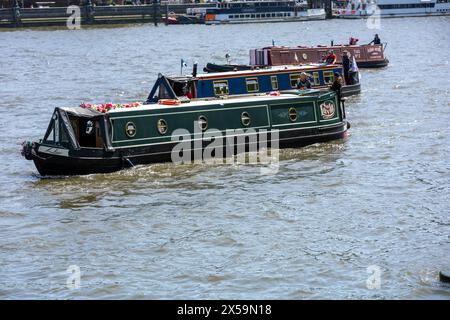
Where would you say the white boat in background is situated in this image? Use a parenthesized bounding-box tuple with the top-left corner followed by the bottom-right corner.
(198, 0, 326, 25)
(333, 0, 450, 18)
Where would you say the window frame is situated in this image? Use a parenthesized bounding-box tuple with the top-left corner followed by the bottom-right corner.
(313, 72, 320, 85)
(323, 71, 335, 84)
(270, 75, 279, 90)
(213, 80, 230, 96)
(289, 74, 301, 88)
(245, 77, 260, 93)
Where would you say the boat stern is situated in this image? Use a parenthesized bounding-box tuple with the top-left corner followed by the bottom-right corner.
(21, 106, 120, 176)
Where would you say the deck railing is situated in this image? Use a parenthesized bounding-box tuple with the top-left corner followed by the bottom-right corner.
(0, 2, 215, 27)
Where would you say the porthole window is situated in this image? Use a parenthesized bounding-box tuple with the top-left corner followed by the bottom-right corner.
(125, 122, 137, 138)
(288, 108, 298, 122)
(157, 119, 168, 135)
(198, 115, 208, 131)
(241, 112, 251, 126)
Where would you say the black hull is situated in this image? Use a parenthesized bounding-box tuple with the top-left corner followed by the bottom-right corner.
(205, 59, 388, 73)
(356, 59, 389, 68)
(31, 122, 348, 176)
(341, 83, 361, 97)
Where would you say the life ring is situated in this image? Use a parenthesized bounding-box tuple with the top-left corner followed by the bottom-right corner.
(269, 91, 281, 96)
(158, 99, 181, 106)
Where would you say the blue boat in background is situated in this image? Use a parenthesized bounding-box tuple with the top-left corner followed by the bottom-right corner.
(147, 63, 360, 103)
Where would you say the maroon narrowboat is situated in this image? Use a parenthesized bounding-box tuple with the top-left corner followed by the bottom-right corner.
(250, 43, 389, 68)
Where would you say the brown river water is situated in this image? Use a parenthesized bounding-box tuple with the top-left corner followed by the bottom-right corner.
(0, 17, 449, 299)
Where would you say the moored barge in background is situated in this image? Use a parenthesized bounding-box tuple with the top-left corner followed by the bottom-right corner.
(22, 89, 349, 176)
(249, 43, 389, 68)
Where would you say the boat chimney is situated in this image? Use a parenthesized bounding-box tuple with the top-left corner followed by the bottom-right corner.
(192, 63, 198, 77)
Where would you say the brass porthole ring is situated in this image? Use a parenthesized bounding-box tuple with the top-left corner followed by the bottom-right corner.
(157, 119, 168, 135)
(241, 111, 251, 127)
(288, 108, 298, 122)
(198, 115, 208, 131)
(125, 122, 137, 138)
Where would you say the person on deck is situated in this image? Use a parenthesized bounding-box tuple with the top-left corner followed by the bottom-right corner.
(296, 72, 311, 90)
(369, 34, 381, 45)
(330, 72, 343, 101)
(322, 50, 337, 65)
(183, 86, 193, 99)
(179, 84, 193, 99)
(349, 37, 359, 45)
(342, 51, 351, 85)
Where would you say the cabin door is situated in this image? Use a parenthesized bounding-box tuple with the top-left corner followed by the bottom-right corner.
(70, 117, 104, 148)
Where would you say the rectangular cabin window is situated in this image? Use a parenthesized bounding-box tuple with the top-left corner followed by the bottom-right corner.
(246, 78, 259, 92)
(289, 74, 301, 88)
(271, 76, 279, 90)
(213, 80, 229, 96)
(313, 72, 320, 85)
(59, 120, 70, 145)
(323, 71, 335, 84)
(43, 112, 70, 147)
(44, 123, 55, 143)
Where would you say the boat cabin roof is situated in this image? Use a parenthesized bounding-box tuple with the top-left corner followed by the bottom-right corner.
(195, 63, 338, 79)
(58, 106, 104, 118)
(165, 63, 339, 83)
(110, 90, 326, 114)
(261, 44, 381, 50)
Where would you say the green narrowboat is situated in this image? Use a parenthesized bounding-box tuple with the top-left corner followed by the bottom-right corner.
(22, 89, 349, 176)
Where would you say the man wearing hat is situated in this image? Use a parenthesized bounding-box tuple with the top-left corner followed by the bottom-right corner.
(296, 72, 312, 90)
(342, 51, 351, 84)
(330, 72, 343, 101)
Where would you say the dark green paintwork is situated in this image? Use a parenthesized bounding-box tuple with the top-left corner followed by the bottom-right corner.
(109, 91, 341, 148)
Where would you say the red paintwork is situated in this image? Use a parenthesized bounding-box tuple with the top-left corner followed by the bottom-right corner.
(253, 44, 387, 67)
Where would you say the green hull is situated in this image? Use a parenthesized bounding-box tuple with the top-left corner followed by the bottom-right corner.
(26, 90, 348, 176)
(110, 91, 344, 149)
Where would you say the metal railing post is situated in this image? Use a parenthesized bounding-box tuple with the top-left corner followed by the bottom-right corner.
(85, 0, 94, 24)
(12, 0, 21, 27)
